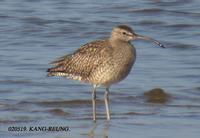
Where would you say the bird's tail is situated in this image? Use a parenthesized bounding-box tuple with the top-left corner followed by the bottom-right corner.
(47, 66, 83, 81)
(47, 66, 67, 77)
(47, 68, 54, 76)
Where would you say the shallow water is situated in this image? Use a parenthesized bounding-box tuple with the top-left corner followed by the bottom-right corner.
(0, 0, 200, 138)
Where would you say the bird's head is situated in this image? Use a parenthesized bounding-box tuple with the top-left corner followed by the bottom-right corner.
(111, 25, 165, 48)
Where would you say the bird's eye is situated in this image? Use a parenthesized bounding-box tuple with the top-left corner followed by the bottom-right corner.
(122, 32, 126, 35)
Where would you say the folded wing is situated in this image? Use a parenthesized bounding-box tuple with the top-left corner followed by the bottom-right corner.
(47, 39, 112, 82)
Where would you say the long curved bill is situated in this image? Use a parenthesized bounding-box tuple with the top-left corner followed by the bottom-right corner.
(135, 34, 165, 48)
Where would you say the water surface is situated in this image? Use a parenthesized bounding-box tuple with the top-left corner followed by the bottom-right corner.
(0, 0, 200, 138)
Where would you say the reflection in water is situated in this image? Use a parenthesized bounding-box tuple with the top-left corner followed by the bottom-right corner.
(103, 122, 109, 138)
(88, 122, 109, 138)
(88, 122, 97, 138)
(1, 0, 200, 138)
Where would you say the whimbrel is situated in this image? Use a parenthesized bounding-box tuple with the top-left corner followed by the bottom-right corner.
(47, 25, 165, 121)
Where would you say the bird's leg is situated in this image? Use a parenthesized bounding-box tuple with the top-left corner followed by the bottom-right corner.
(92, 85, 97, 121)
(104, 87, 110, 120)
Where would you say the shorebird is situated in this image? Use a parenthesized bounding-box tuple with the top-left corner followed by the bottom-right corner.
(47, 25, 165, 121)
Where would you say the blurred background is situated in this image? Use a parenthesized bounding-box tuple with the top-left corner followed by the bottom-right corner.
(0, 0, 200, 138)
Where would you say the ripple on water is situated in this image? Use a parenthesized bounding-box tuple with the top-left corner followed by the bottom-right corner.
(151, 0, 192, 6)
(138, 20, 166, 26)
(0, 79, 32, 84)
(0, 119, 33, 124)
(37, 99, 103, 108)
(166, 23, 200, 28)
(128, 8, 164, 14)
(47, 108, 70, 116)
(163, 42, 198, 49)
(124, 112, 156, 116)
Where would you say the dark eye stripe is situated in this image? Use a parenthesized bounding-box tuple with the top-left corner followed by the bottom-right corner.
(122, 31, 133, 37)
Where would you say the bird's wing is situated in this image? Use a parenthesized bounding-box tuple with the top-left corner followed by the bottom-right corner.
(47, 39, 112, 82)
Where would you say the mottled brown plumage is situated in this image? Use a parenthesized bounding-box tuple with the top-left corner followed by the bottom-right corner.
(47, 25, 164, 121)
(47, 39, 115, 84)
(47, 39, 135, 87)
